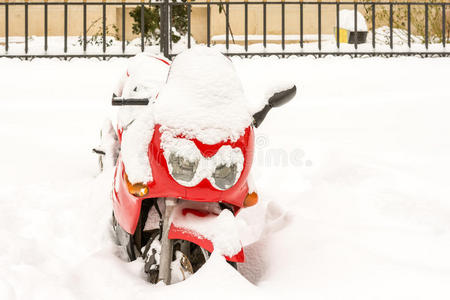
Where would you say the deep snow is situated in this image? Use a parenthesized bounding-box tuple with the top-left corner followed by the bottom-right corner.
(0, 55, 450, 300)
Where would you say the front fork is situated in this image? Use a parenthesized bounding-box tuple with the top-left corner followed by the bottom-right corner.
(158, 197, 177, 285)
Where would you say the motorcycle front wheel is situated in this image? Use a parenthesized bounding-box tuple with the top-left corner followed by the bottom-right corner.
(112, 211, 210, 284)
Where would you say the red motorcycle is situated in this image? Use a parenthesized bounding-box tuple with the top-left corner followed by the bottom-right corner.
(94, 49, 296, 285)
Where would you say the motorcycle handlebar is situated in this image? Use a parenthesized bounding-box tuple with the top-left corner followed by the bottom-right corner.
(111, 94, 149, 106)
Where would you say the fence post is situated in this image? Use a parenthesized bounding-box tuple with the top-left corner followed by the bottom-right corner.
(160, 0, 170, 58)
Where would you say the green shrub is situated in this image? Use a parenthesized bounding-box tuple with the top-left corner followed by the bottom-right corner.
(129, 1, 188, 45)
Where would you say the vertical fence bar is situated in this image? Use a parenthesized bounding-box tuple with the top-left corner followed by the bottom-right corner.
(102, 0, 106, 53)
(372, 3, 375, 49)
(263, 0, 267, 48)
(354, 2, 357, 49)
(25, 0, 28, 54)
(5, 1, 450, 58)
(140, 0, 144, 52)
(407, 2, 411, 48)
(44, 0, 48, 52)
(318, 0, 321, 51)
(281, 0, 285, 51)
(425, 3, 428, 49)
(245, 0, 248, 52)
(122, 0, 125, 53)
(160, 0, 169, 58)
(336, 0, 340, 49)
(4, 0, 8, 52)
(160, 3, 163, 53)
(389, 2, 393, 50)
(207, 0, 211, 47)
(225, 0, 229, 49)
(83, 0, 87, 52)
(64, 0, 68, 54)
(300, 0, 303, 48)
(169, 2, 172, 51)
(187, 0, 191, 48)
(443, 3, 446, 47)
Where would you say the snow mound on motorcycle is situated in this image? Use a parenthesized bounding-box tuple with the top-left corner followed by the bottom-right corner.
(121, 109, 155, 184)
(170, 204, 245, 257)
(116, 53, 170, 101)
(114, 53, 170, 132)
(121, 47, 255, 184)
(154, 46, 253, 145)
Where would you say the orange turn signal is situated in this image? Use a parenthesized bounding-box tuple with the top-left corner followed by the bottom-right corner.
(124, 173, 149, 197)
(243, 192, 258, 207)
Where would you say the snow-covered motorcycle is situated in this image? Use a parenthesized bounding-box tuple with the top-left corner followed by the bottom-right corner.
(94, 48, 296, 285)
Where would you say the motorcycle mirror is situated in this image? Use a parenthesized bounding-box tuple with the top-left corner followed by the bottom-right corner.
(252, 85, 297, 128)
(111, 93, 150, 106)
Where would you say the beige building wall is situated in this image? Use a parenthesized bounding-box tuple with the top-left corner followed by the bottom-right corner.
(191, 1, 366, 44)
(0, 0, 366, 45)
(0, 0, 140, 40)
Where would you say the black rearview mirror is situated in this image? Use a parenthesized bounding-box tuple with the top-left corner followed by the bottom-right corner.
(253, 85, 297, 128)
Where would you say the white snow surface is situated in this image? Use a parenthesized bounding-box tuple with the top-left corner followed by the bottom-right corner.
(338, 9, 368, 32)
(1, 56, 450, 300)
(2, 33, 449, 57)
(154, 47, 253, 145)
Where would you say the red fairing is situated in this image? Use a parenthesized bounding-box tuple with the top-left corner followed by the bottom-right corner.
(152, 57, 171, 66)
(168, 208, 245, 262)
(169, 224, 245, 263)
(112, 159, 143, 234)
(113, 125, 254, 235)
(117, 127, 123, 143)
(146, 124, 255, 207)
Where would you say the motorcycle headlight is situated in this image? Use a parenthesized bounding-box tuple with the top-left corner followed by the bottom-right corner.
(213, 164, 237, 190)
(169, 153, 198, 182)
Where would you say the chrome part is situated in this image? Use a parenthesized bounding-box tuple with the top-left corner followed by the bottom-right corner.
(158, 198, 177, 285)
(200, 248, 210, 261)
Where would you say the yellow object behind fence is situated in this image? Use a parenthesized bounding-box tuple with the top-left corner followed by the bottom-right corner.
(334, 27, 349, 43)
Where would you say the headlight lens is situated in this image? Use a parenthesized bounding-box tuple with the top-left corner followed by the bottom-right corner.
(213, 164, 237, 190)
(169, 153, 198, 182)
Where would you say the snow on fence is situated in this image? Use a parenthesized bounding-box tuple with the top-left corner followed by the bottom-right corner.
(0, 1, 449, 59)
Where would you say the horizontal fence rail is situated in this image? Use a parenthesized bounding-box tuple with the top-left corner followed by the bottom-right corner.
(0, 1, 449, 59)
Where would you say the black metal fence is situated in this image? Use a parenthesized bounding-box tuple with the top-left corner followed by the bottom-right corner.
(0, 1, 449, 59)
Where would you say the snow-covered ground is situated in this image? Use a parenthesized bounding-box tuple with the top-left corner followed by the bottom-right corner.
(0, 55, 450, 300)
(1, 33, 449, 56)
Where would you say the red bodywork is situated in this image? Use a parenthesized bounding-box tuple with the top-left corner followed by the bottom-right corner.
(112, 124, 254, 263)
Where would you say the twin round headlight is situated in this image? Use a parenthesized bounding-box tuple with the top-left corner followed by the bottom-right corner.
(168, 154, 238, 190)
